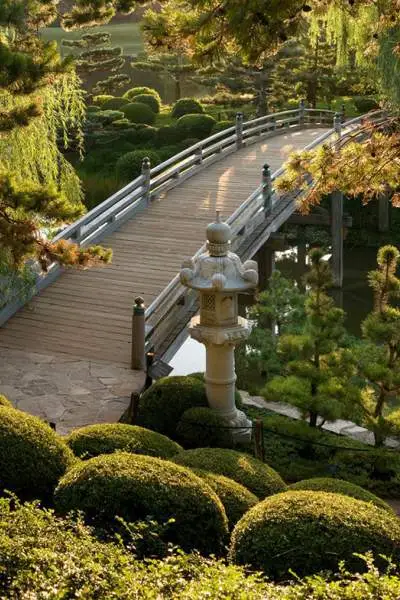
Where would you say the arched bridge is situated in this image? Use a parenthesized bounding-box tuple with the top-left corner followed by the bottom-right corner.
(0, 108, 382, 369)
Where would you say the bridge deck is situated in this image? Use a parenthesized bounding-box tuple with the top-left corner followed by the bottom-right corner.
(0, 128, 328, 367)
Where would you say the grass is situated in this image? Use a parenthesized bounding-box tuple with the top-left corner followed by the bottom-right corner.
(40, 23, 144, 57)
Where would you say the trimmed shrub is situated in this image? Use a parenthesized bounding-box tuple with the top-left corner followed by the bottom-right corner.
(135, 375, 208, 438)
(177, 407, 234, 449)
(172, 97, 204, 119)
(173, 448, 287, 498)
(176, 113, 216, 138)
(353, 96, 379, 113)
(102, 96, 130, 110)
(121, 102, 156, 125)
(67, 423, 182, 460)
(122, 125, 157, 145)
(194, 469, 258, 528)
(133, 93, 160, 114)
(115, 149, 160, 182)
(289, 477, 394, 512)
(55, 452, 228, 555)
(186, 373, 243, 408)
(155, 125, 186, 146)
(92, 94, 114, 106)
(0, 407, 75, 502)
(0, 394, 12, 407)
(110, 118, 131, 129)
(86, 104, 101, 113)
(212, 120, 235, 133)
(230, 490, 400, 580)
(123, 86, 162, 104)
(88, 110, 124, 126)
(157, 145, 182, 162)
(180, 137, 201, 148)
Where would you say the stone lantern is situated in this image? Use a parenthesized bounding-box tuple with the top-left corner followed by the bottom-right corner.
(180, 212, 258, 443)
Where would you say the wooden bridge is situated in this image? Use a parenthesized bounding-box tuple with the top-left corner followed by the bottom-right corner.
(0, 108, 380, 369)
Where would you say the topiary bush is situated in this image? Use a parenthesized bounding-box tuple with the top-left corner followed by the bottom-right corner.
(289, 477, 394, 512)
(135, 376, 208, 438)
(155, 125, 185, 146)
(176, 114, 216, 138)
(67, 423, 183, 460)
(92, 94, 114, 106)
(102, 96, 130, 110)
(88, 110, 125, 126)
(212, 120, 235, 133)
(122, 125, 157, 145)
(133, 93, 160, 114)
(86, 104, 101, 113)
(177, 407, 234, 449)
(0, 394, 12, 407)
(173, 448, 287, 498)
(55, 452, 228, 555)
(172, 98, 204, 119)
(121, 102, 156, 125)
(230, 491, 400, 580)
(109, 118, 131, 129)
(0, 407, 75, 502)
(193, 469, 258, 529)
(352, 96, 379, 113)
(115, 149, 160, 182)
(180, 137, 201, 148)
(123, 86, 162, 104)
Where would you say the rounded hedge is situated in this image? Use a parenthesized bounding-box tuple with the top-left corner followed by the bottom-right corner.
(177, 407, 234, 449)
(135, 376, 208, 438)
(55, 452, 228, 555)
(212, 120, 235, 133)
(102, 96, 130, 111)
(289, 477, 394, 512)
(230, 490, 400, 580)
(116, 149, 160, 182)
(0, 395, 12, 407)
(121, 102, 156, 125)
(353, 96, 378, 113)
(0, 407, 75, 502)
(173, 448, 287, 498)
(123, 125, 157, 145)
(155, 125, 185, 146)
(92, 94, 114, 106)
(194, 469, 258, 529)
(133, 93, 160, 114)
(67, 423, 183, 460)
(172, 98, 204, 119)
(176, 114, 216, 138)
(123, 86, 161, 104)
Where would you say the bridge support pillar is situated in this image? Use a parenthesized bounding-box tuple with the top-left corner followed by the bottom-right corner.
(378, 192, 390, 232)
(256, 245, 275, 291)
(131, 296, 146, 370)
(331, 191, 344, 288)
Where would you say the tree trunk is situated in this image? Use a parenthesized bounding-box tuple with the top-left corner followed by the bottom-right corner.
(175, 77, 182, 101)
(309, 411, 318, 427)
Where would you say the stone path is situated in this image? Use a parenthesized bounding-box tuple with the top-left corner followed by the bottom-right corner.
(0, 347, 145, 435)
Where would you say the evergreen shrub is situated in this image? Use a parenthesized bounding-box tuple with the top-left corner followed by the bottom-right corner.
(110, 118, 131, 129)
(88, 110, 124, 126)
(229, 490, 400, 580)
(194, 469, 258, 528)
(121, 102, 156, 125)
(289, 477, 394, 512)
(92, 94, 114, 106)
(0, 394, 12, 407)
(102, 97, 130, 110)
(180, 137, 201, 148)
(176, 407, 234, 448)
(135, 375, 208, 438)
(67, 423, 183, 460)
(155, 125, 185, 146)
(55, 452, 228, 555)
(86, 105, 101, 113)
(0, 407, 75, 502)
(212, 120, 235, 133)
(123, 86, 162, 104)
(115, 149, 160, 182)
(133, 93, 160, 114)
(176, 114, 216, 138)
(352, 96, 379, 113)
(157, 145, 183, 162)
(172, 98, 204, 119)
(123, 125, 157, 145)
(173, 448, 287, 498)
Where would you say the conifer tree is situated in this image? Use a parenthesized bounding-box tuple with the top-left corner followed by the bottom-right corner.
(131, 52, 195, 101)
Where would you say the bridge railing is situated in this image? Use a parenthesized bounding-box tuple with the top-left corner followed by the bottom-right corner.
(144, 109, 386, 355)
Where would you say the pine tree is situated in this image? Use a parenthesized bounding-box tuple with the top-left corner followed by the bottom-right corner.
(131, 52, 195, 102)
(262, 248, 357, 427)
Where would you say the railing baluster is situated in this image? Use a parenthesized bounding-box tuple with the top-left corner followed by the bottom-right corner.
(236, 112, 244, 149)
(142, 157, 151, 204)
(262, 164, 272, 212)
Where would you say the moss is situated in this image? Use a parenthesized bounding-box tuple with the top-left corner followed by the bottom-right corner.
(55, 452, 228, 555)
(172, 448, 287, 498)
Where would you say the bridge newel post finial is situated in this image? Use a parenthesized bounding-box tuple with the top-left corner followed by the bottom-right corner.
(262, 163, 272, 213)
(131, 296, 146, 371)
(142, 157, 151, 204)
(236, 112, 244, 149)
(333, 112, 342, 138)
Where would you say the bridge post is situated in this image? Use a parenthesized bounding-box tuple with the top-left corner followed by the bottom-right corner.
(341, 103, 346, 123)
(262, 164, 272, 212)
(334, 113, 342, 138)
(131, 296, 146, 370)
(236, 112, 244, 149)
(331, 191, 344, 288)
(299, 99, 305, 125)
(142, 157, 151, 204)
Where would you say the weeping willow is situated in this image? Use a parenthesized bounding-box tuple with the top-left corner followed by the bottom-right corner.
(0, 70, 86, 206)
(377, 28, 400, 106)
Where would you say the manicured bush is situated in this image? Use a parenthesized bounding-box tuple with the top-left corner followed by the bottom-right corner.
(88, 109, 125, 126)
(0, 394, 12, 407)
(115, 149, 160, 182)
(289, 477, 394, 512)
(102, 96, 130, 110)
(230, 490, 400, 580)
(176, 113, 216, 138)
(177, 407, 234, 449)
(194, 469, 258, 528)
(86, 104, 101, 113)
(123, 86, 162, 104)
(172, 97, 204, 119)
(0, 407, 75, 502)
(157, 144, 183, 162)
(180, 137, 201, 148)
(212, 120, 235, 133)
(122, 125, 157, 145)
(110, 118, 131, 129)
(155, 125, 185, 146)
(352, 96, 379, 113)
(55, 452, 228, 555)
(135, 375, 208, 438)
(92, 94, 114, 106)
(67, 423, 183, 460)
(173, 448, 287, 498)
(133, 93, 160, 114)
(121, 102, 156, 125)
